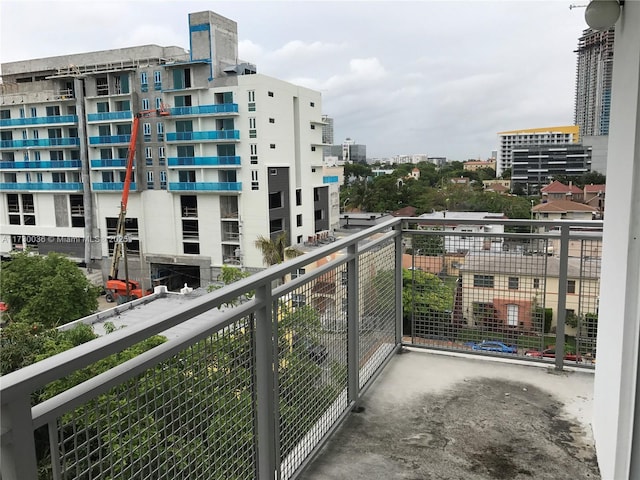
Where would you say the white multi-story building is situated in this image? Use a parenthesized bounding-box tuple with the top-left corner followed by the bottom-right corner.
(0, 10, 340, 289)
(496, 125, 579, 176)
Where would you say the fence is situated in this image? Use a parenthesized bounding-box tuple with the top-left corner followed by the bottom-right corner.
(0, 221, 403, 480)
(400, 218, 602, 369)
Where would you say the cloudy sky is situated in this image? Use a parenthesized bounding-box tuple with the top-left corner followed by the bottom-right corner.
(1, 0, 589, 160)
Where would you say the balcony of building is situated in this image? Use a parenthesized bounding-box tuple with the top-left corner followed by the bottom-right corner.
(169, 104, 239, 116)
(90, 158, 129, 168)
(0, 218, 608, 480)
(91, 182, 137, 191)
(0, 138, 80, 148)
(165, 130, 240, 142)
(167, 155, 241, 167)
(86, 111, 133, 123)
(88, 135, 131, 145)
(0, 182, 83, 191)
(0, 160, 82, 170)
(168, 181, 242, 192)
(0, 115, 78, 127)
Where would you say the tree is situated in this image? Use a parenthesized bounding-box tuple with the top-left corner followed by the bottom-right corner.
(0, 252, 100, 328)
(254, 231, 303, 267)
(207, 265, 254, 307)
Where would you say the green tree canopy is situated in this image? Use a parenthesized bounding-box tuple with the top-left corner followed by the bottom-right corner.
(0, 252, 100, 328)
(254, 231, 303, 267)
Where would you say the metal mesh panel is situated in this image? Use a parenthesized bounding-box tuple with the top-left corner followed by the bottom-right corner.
(405, 230, 552, 357)
(358, 239, 397, 388)
(53, 317, 256, 480)
(277, 270, 349, 479)
(403, 227, 601, 367)
(574, 238, 602, 365)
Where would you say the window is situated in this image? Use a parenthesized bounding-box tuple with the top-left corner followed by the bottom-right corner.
(102, 171, 114, 183)
(52, 172, 66, 183)
(267, 91, 274, 97)
(250, 144, 257, 155)
(311, 146, 316, 152)
(174, 95, 192, 107)
(173, 67, 191, 89)
(508, 277, 519, 290)
(160, 170, 167, 189)
(33, 131, 40, 139)
(177, 145, 195, 157)
(270, 144, 276, 149)
(145, 147, 153, 165)
(296, 189, 302, 206)
(30, 107, 37, 117)
(248, 90, 255, 102)
(567, 280, 576, 294)
(33, 151, 41, 161)
(291, 268, 305, 280)
(507, 304, 519, 326)
(46, 105, 60, 116)
(140, 72, 148, 85)
(142, 98, 150, 110)
(314, 209, 324, 221)
(248, 103, 256, 112)
(175, 120, 193, 133)
(19, 108, 25, 118)
(473, 275, 494, 288)
(178, 170, 196, 183)
(296, 214, 303, 227)
(147, 171, 154, 189)
(153, 71, 162, 88)
(533, 278, 540, 289)
(269, 192, 283, 209)
(249, 118, 256, 129)
(143, 123, 151, 136)
(269, 218, 283, 234)
(155, 97, 162, 109)
(251, 169, 259, 190)
(157, 122, 164, 137)
(158, 146, 165, 158)
(0, 109, 10, 119)
(310, 101, 315, 107)
(269, 118, 275, 123)
(50, 151, 64, 161)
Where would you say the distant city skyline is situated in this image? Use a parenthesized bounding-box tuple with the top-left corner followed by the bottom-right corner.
(1, 1, 588, 159)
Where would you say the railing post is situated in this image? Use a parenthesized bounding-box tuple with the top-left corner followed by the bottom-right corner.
(347, 243, 360, 406)
(394, 222, 404, 346)
(555, 224, 570, 370)
(1, 395, 38, 480)
(254, 284, 277, 480)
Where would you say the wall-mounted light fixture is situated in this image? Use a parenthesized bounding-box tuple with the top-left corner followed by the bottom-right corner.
(585, 0, 624, 30)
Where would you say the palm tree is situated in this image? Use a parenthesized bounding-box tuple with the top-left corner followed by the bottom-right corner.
(254, 231, 303, 267)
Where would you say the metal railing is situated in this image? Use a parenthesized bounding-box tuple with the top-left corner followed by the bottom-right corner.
(0, 220, 403, 480)
(399, 218, 601, 369)
(0, 218, 602, 479)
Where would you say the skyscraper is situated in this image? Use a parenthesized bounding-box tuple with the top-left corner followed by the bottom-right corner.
(574, 27, 615, 138)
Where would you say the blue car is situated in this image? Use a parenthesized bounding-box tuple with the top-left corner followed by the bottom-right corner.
(471, 340, 517, 354)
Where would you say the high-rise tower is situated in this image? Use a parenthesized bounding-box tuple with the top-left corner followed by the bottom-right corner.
(574, 27, 615, 138)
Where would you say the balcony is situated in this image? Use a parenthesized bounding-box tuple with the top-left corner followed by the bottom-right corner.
(0, 218, 603, 479)
(88, 135, 131, 145)
(0, 182, 82, 191)
(92, 182, 137, 191)
(87, 111, 133, 122)
(0, 138, 80, 148)
(0, 160, 81, 169)
(0, 115, 78, 127)
(170, 104, 239, 116)
(169, 181, 242, 191)
(90, 159, 128, 168)
(322, 175, 339, 184)
(165, 130, 240, 142)
(167, 155, 241, 167)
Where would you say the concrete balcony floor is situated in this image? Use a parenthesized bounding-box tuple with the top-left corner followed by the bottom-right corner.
(303, 349, 599, 480)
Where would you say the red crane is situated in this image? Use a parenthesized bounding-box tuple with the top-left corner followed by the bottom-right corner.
(105, 107, 170, 303)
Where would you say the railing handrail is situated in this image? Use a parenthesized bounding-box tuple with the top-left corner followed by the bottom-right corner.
(0, 217, 401, 401)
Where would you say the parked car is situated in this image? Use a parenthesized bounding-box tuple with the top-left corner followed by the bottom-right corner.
(524, 347, 582, 363)
(470, 341, 517, 354)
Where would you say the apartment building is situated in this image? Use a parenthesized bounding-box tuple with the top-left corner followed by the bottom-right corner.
(0, 10, 338, 289)
(496, 125, 579, 176)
